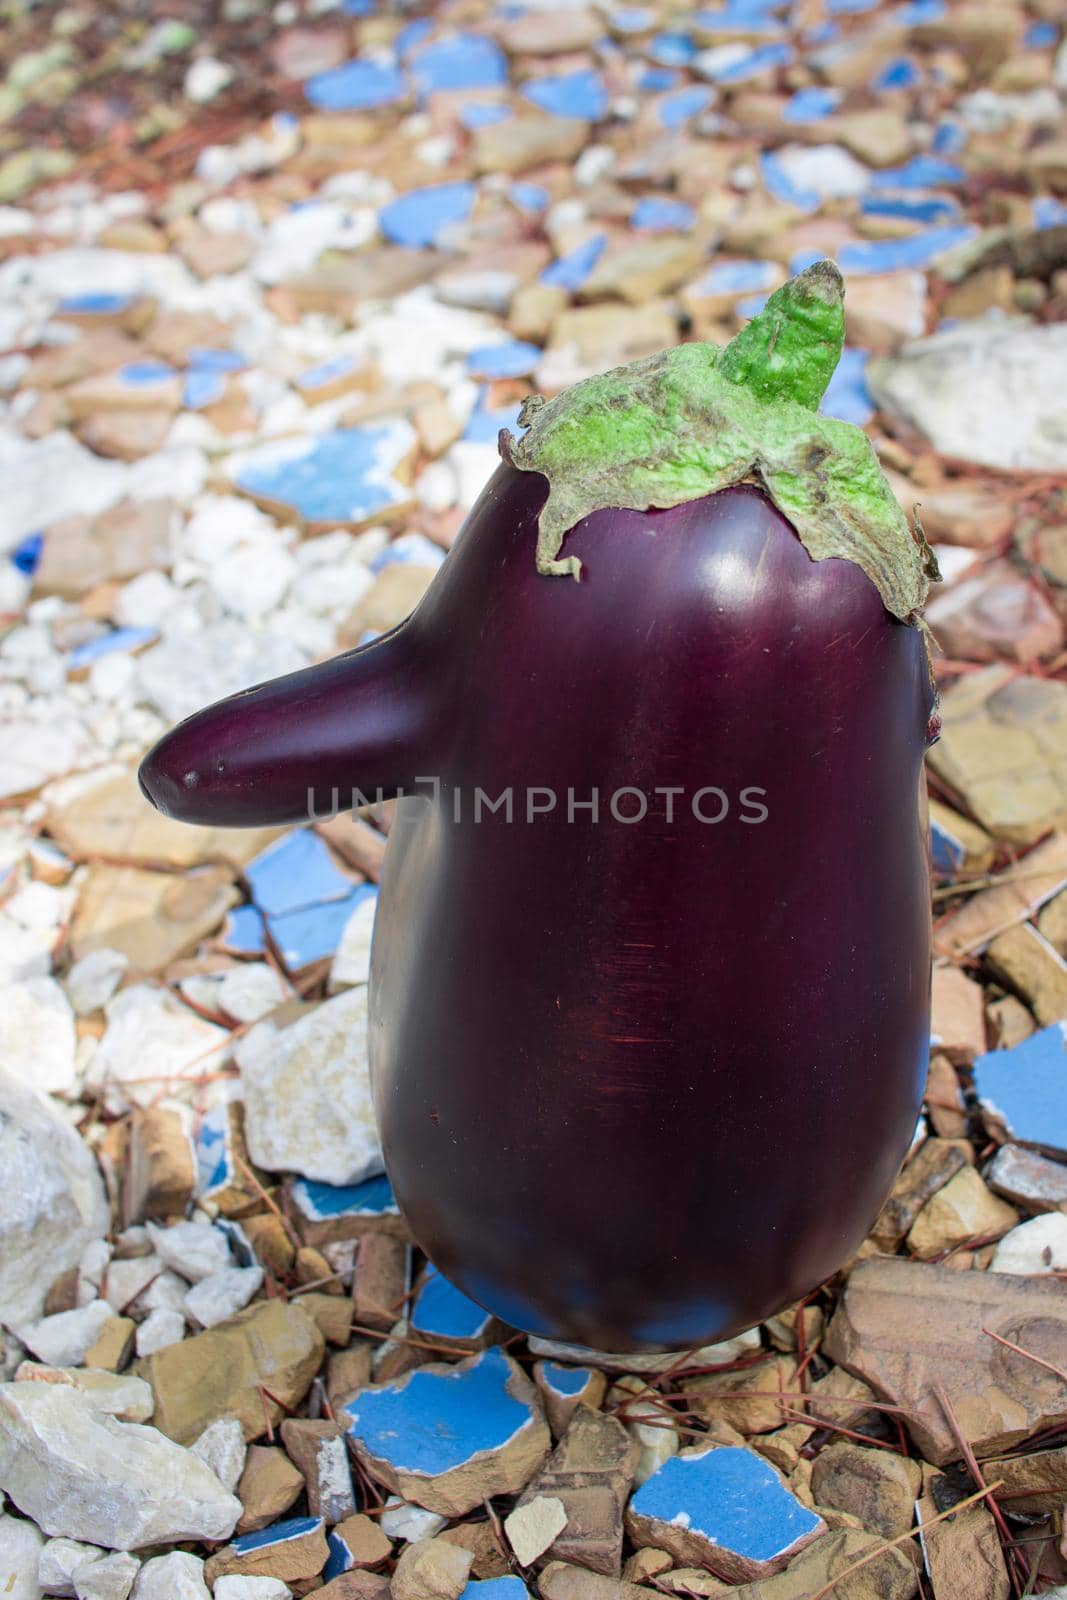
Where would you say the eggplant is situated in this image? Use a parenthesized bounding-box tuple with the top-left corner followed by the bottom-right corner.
(140, 263, 938, 1352)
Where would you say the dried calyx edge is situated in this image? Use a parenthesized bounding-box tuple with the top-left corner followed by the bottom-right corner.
(500, 258, 940, 630)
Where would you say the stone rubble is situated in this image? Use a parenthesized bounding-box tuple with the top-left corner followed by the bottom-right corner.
(0, 0, 1065, 1590)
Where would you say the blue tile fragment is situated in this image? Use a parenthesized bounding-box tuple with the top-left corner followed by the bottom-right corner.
(872, 55, 922, 90)
(708, 41, 794, 82)
(522, 69, 607, 121)
(819, 348, 873, 426)
(510, 181, 549, 214)
(68, 626, 158, 670)
(119, 360, 176, 386)
(232, 1516, 324, 1556)
(974, 1025, 1067, 1158)
(234, 422, 414, 526)
(1035, 197, 1067, 230)
(1025, 21, 1058, 47)
(692, 258, 778, 295)
(463, 398, 524, 444)
(411, 33, 508, 96)
(629, 1446, 823, 1576)
(292, 1173, 400, 1225)
(246, 829, 359, 919)
(196, 1103, 237, 1197)
(183, 368, 226, 409)
(930, 816, 966, 875)
(631, 196, 696, 232)
(461, 1581, 530, 1598)
(269, 889, 376, 970)
(459, 102, 511, 130)
(736, 291, 770, 319)
(638, 65, 680, 91)
(760, 150, 820, 213)
(539, 1360, 595, 1397)
(611, 6, 656, 31)
(379, 181, 476, 248)
(394, 18, 435, 58)
(323, 1527, 354, 1580)
(835, 226, 975, 274)
(57, 292, 134, 315)
(783, 86, 842, 122)
(541, 234, 607, 291)
(657, 84, 713, 129)
(649, 30, 698, 66)
(11, 533, 42, 576)
(466, 341, 541, 380)
(221, 902, 266, 957)
(411, 1271, 495, 1343)
(932, 120, 967, 154)
(860, 192, 959, 224)
(369, 531, 445, 572)
(306, 58, 407, 111)
(694, 2, 784, 32)
(345, 1348, 538, 1480)
(870, 154, 965, 190)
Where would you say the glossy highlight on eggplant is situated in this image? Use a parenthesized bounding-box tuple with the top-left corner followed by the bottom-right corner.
(140, 265, 936, 1351)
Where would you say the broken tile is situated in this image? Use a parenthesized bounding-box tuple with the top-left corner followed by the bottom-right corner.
(929, 799, 995, 878)
(626, 1446, 824, 1583)
(280, 1419, 356, 1523)
(533, 1362, 607, 1439)
(344, 1348, 551, 1516)
(287, 1174, 404, 1249)
(824, 1255, 1067, 1462)
(409, 1271, 496, 1353)
(205, 1516, 329, 1585)
(236, 1446, 306, 1536)
(322, 1512, 392, 1578)
(916, 1483, 1009, 1600)
(233, 423, 415, 532)
(974, 1024, 1067, 1158)
(934, 832, 1067, 961)
(906, 1163, 1019, 1257)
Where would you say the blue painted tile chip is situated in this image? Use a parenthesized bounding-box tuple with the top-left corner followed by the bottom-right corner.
(305, 59, 407, 111)
(183, 369, 226, 410)
(820, 348, 873, 426)
(648, 30, 698, 66)
(11, 533, 42, 576)
(973, 1024, 1067, 1156)
(1035, 197, 1067, 230)
(861, 192, 959, 224)
(541, 233, 607, 290)
(345, 1347, 535, 1477)
(930, 817, 965, 875)
(324, 1527, 355, 1579)
(631, 1446, 822, 1564)
(693, 258, 777, 294)
(394, 18, 435, 58)
(412, 1272, 493, 1340)
(246, 828, 359, 918)
(870, 154, 965, 190)
(379, 181, 476, 248)
(460, 102, 512, 129)
(836, 226, 975, 274)
(235, 424, 412, 525)
(522, 68, 607, 121)
(760, 150, 820, 213)
(411, 33, 508, 95)
(631, 196, 696, 232)
(292, 1173, 399, 1222)
(657, 84, 713, 128)
(119, 360, 176, 385)
(461, 1581, 530, 1598)
(932, 120, 967, 154)
(232, 1516, 324, 1556)
(58, 292, 134, 314)
(1025, 20, 1058, 46)
(611, 6, 656, 31)
(68, 626, 158, 670)
(463, 398, 524, 443)
(466, 341, 541, 380)
(783, 86, 841, 122)
(638, 66, 680, 91)
(196, 1103, 236, 1195)
(541, 1361, 594, 1396)
(269, 888, 376, 969)
(872, 55, 921, 90)
(369, 530, 445, 572)
(510, 181, 550, 214)
(710, 41, 794, 82)
(221, 903, 265, 957)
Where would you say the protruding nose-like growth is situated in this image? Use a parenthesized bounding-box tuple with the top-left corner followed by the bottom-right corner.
(140, 264, 936, 1352)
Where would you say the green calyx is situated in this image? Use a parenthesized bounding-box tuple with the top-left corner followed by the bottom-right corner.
(499, 259, 937, 624)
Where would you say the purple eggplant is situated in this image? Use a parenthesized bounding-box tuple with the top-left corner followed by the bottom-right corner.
(140, 263, 937, 1351)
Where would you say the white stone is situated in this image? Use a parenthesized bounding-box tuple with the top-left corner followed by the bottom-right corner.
(0, 1510, 44, 1600)
(0, 1066, 108, 1328)
(135, 1272, 188, 1316)
(0, 977, 77, 1095)
(183, 1266, 263, 1330)
(869, 321, 1067, 473)
(0, 718, 93, 804)
(63, 951, 128, 1018)
(505, 1495, 568, 1566)
(239, 987, 383, 1185)
(0, 883, 77, 984)
(627, 1417, 680, 1488)
(189, 1419, 246, 1493)
(130, 1552, 209, 1600)
(16, 1367, 153, 1423)
(328, 894, 377, 992)
(40, 1536, 104, 1596)
(0, 1384, 241, 1549)
(112, 573, 180, 632)
(87, 987, 230, 1115)
(770, 143, 870, 199)
(184, 58, 235, 103)
(179, 964, 287, 1025)
(14, 1303, 113, 1370)
(145, 1220, 231, 1284)
(134, 1309, 185, 1358)
(134, 622, 306, 726)
(213, 1580, 292, 1599)
(0, 429, 127, 554)
(103, 1257, 165, 1315)
(209, 541, 295, 621)
(73, 1552, 140, 1600)
(379, 1497, 448, 1542)
(991, 1213, 1067, 1275)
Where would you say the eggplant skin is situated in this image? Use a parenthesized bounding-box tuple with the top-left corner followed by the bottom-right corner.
(141, 465, 934, 1353)
(369, 468, 934, 1352)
